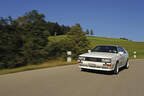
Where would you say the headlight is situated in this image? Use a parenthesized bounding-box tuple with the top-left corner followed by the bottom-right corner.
(102, 58, 111, 63)
(78, 57, 85, 61)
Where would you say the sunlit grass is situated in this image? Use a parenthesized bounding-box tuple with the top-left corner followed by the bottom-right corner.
(49, 35, 144, 59)
(0, 60, 77, 75)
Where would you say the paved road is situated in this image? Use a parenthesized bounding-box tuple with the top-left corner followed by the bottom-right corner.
(0, 59, 144, 96)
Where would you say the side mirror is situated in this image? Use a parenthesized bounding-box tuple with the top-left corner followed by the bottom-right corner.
(119, 52, 124, 55)
(88, 50, 91, 53)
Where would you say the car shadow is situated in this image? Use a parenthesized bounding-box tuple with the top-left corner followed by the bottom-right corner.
(119, 67, 126, 73)
(81, 67, 126, 75)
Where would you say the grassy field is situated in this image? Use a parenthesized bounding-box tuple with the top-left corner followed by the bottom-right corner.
(49, 35, 144, 59)
(0, 60, 77, 75)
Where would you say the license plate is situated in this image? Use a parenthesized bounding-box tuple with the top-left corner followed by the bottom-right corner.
(88, 63, 96, 67)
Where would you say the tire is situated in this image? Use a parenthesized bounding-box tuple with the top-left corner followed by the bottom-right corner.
(114, 63, 119, 74)
(81, 68, 86, 71)
(124, 60, 129, 69)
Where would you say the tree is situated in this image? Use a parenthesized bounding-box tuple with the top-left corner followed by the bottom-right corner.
(86, 29, 89, 36)
(61, 25, 70, 35)
(16, 10, 45, 25)
(0, 17, 25, 69)
(90, 29, 94, 36)
(45, 22, 70, 36)
(66, 24, 90, 58)
(16, 10, 49, 64)
(120, 37, 128, 40)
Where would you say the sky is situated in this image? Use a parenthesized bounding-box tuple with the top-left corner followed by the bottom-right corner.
(0, 0, 144, 41)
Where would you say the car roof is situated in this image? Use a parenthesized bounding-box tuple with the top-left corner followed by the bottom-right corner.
(96, 45, 121, 47)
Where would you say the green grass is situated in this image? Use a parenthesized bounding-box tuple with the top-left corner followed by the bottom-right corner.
(48, 35, 67, 42)
(49, 35, 144, 59)
(0, 60, 77, 75)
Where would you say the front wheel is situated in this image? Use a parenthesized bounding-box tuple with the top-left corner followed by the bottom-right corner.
(113, 63, 119, 74)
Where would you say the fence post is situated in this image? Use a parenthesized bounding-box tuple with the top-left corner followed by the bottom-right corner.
(67, 51, 72, 62)
(88, 50, 91, 53)
(134, 51, 136, 59)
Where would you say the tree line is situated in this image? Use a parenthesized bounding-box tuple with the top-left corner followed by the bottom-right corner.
(0, 10, 89, 69)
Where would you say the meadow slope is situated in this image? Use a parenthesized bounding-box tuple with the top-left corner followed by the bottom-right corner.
(49, 35, 144, 59)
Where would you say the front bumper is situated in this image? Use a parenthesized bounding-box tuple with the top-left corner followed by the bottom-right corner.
(79, 66, 114, 71)
(79, 61, 115, 71)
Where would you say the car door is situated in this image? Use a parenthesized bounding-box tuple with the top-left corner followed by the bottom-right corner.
(117, 47, 125, 67)
(121, 48, 128, 65)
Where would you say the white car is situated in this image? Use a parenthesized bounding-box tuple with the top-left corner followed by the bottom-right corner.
(78, 45, 129, 74)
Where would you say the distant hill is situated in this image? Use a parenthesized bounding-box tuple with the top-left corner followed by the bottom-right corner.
(49, 35, 144, 59)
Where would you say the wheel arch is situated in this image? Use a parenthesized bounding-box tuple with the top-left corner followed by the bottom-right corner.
(114, 60, 119, 68)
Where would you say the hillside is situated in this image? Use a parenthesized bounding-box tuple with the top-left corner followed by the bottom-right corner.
(49, 35, 144, 59)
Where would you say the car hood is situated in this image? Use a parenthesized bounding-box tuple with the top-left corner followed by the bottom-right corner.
(79, 52, 118, 58)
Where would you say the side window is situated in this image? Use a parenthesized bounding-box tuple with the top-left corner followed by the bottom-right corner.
(118, 47, 126, 53)
(122, 48, 126, 53)
(117, 47, 122, 52)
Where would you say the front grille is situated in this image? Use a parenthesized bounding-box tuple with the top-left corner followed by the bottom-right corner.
(85, 57, 102, 62)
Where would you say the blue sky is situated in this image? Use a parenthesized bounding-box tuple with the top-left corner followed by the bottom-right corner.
(1, 0, 144, 41)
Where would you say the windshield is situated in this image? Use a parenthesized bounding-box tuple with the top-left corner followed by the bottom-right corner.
(91, 46, 118, 53)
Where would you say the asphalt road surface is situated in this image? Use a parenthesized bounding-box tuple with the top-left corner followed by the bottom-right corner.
(0, 59, 144, 96)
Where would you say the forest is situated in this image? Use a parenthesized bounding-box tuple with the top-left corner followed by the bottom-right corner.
(0, 10, 89, 69)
